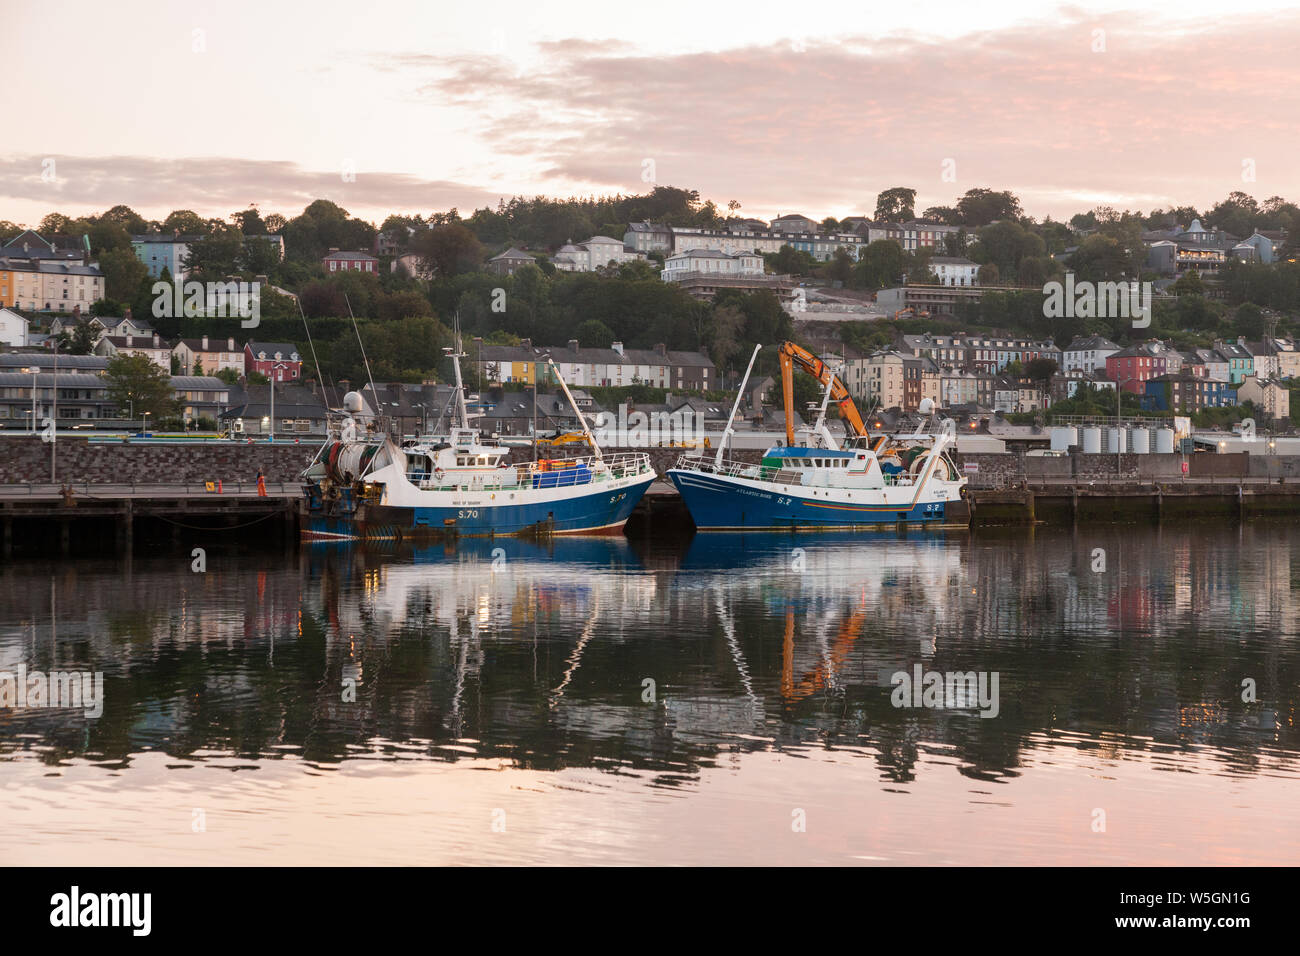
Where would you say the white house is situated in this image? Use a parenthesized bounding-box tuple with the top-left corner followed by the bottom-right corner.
(661, 249, 764, 281)
(1062, 335, 1120, 375)
(0, 307, 29, 346)
(552, 236, 645, 272)
(929, 256, 979, 287)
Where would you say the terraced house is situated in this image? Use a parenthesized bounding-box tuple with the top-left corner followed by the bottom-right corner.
(471, 337, 715, 391)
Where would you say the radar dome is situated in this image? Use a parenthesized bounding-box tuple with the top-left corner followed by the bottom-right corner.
(918, 398, 935, 415)
(343, 391, 364, 413)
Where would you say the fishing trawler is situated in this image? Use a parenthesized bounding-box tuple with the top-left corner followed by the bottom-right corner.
(302, 346, 657, 540)
(667, 342, 967, 529)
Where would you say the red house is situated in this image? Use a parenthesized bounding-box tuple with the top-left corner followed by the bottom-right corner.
(244, 341, 302, 382)
(1104, 345, 1155, 393)
(322, 249, 378, 273)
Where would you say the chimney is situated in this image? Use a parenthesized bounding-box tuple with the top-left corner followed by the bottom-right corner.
(611, 341, 624, 355)
(124, 306, 132, 322)
(655, 342, 667, 356)
(520, 338, 532, 349)
(201, 335, 209, 351)
(126, 335, 133, 347)
(153, 333, 160, 347)
(568, 339, 579, 353)
(228, 337, 235, 351)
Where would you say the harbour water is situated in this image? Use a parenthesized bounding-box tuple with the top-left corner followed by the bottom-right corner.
(1, 524, 1297, 865)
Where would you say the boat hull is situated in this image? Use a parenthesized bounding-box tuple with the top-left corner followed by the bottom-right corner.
(667, 468, 958, 530)
(305, 472, 656, 540)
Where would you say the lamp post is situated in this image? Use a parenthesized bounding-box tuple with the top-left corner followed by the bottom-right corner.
(50, 340, 58, 481)
(27, 366, 40, 434)
(1115, 374, 1138, 475)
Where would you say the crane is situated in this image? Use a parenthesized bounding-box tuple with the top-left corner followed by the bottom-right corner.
(777, 341, 870, 446)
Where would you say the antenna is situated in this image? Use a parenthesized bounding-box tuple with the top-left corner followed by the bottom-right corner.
(344, 293, 379, 412)
(295, 295, 331, 396)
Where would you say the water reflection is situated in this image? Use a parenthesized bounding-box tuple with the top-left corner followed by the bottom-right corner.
(1, 524, 1298, 863)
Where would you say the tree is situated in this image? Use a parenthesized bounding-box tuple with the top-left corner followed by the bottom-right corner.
(576, 318, 615, 348)
(853, 239, 905, 290)
(1172, 270, 1205, 297)
(1068, 233, 1140, 283)
(707, 304, 746, 376)
(105, 354, 180, 418)
(55, 322, 98, 355)
(231, 207, 266, 235)
(766, 244, 816, 276)
(184, 227, 244, 280)
(874, 187, 916, 222)
(98, 247, 149, 303)
(970, 220, 1045, 280)
(40, 213, 75, 235)
(1235, 302, 1266, 340)
(101, 204, 150, 235)
(412, 223, 485, 279)
(955, 188, 1023, 226)
(1025, 357, 1059, 386)
(161, 210, 211, 235)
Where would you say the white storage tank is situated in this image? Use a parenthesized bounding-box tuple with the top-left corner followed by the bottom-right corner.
(1050, 427, 1077, 451)
(1130, 428, 1150, 454)
(1108, 427, 1127, 454)
(1155, 428, 1175, 454)
(1082, 427, 1102, 454)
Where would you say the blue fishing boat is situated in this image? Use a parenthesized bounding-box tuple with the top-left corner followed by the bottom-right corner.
(667, 342, 966, 530)
(302, 347, 656, 540)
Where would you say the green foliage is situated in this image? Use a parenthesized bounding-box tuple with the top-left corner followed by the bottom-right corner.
(955, 188, 1023, 227)
(851, 240, 905, 290)
(764, 245, 818, 276)
(105, 353, 180, 418)
(874, 187, 916, 222)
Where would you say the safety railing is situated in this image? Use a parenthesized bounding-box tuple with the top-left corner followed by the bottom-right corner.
(414, 452, 654, 492)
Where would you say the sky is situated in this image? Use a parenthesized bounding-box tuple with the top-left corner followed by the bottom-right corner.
(3, 0, 1299, 229)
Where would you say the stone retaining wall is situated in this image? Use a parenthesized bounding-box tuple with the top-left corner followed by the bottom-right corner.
(0, 437, 316, 484)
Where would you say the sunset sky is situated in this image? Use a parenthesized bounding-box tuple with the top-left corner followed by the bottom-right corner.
(3, 0, 1299, 228)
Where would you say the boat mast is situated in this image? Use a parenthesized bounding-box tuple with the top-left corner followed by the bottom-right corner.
(809, 363, 840, 450)
(450, 317, 469, 430)
(716, 343, 761, 467)
(545, 356, 603, 461)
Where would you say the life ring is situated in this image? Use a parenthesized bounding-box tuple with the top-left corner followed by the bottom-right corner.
(433, 468, 444, 482)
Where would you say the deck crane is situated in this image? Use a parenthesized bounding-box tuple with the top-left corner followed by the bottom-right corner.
(777, 341, 870, 447)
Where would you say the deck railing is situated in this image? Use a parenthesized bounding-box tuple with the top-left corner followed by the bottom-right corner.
(673, 453, 937, 489)
(414, 452, 653, 492)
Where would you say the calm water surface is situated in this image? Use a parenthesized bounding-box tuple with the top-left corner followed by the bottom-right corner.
(1, 524, 1298, 865)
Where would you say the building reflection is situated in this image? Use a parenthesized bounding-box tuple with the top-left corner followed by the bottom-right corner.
(0, 525, 1297, 785)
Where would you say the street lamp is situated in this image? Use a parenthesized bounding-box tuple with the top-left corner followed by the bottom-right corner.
(1114, 375, 1139, 470)
(25, 366, 40, 434)
(142, 411, 151, 436)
